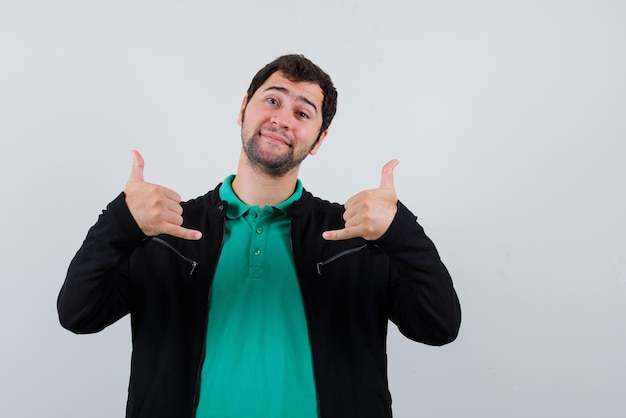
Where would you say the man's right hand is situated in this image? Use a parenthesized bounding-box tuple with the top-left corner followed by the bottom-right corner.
(123, 150, 202, 241)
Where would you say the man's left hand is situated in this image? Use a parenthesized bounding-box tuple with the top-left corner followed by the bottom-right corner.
(322, 159, 399, 241)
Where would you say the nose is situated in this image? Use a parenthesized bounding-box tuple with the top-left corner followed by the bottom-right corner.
(271, 107, 291, 130)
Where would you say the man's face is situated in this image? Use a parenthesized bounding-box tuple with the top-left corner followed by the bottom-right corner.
(238, 71, 328, 177)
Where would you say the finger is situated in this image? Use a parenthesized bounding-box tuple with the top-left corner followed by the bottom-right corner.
(379, 159, 399, 190)
(162, 187, 183, 204)
(343, 191, 362, 210)
(165, 224, 203, 241)
(161, 207, 185, 225)
(164, 199, 184, 216)
(128, 150, 145, 183)
(322, 227, 359, 241)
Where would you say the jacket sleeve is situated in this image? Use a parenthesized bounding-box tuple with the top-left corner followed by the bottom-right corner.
(376, 201, 461, 346)
(57, 192, 146, 334)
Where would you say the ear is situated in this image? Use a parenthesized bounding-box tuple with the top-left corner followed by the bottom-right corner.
(309, 130, 328, 156)
(237, 95, 248, 126)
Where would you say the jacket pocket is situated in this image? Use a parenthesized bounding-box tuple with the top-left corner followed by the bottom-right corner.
(316, 244, 368, 275)
(151, 237, 199, 277)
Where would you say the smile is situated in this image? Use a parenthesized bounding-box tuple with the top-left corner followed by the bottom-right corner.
(261, 131, 292, 147)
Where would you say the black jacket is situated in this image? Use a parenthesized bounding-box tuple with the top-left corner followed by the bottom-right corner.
(58, 185, 461, 418)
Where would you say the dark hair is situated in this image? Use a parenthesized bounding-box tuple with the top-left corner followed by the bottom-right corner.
(246, 54, 338, 134)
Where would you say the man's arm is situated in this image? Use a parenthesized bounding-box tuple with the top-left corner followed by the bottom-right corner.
(58, 150, 201, 333)
(377, 201, 461, 345)
(57, 193, 142, 333)
(323, 160, 461, 345)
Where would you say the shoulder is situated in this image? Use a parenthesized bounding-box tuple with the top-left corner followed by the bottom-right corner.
(293, 189, 344, 217)
(289, 189, 347, 234)
(180, 184, 224, 218)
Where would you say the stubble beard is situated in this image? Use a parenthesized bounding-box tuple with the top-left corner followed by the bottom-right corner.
(241, 129, 314, 177)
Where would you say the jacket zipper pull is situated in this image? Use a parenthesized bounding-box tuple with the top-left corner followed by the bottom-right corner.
(316, 262, 324, 275)
(188, 261, 198, 276)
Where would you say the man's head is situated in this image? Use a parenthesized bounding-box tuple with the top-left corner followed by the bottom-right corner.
(237, 55, 337, 177)
(245, 54, 337, 136)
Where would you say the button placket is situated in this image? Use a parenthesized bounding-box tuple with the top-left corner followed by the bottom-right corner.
(248, 208, 268, 278)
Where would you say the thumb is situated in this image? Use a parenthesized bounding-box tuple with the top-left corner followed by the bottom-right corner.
(379, 159, 399, 190)
(128, 149, 145, 183)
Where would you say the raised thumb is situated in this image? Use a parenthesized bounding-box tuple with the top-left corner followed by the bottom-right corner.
(128, 149, 145, 182)
(379, 159, 399, 190)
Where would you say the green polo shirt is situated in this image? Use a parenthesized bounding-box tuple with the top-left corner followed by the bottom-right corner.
(195, 175, 318, 418)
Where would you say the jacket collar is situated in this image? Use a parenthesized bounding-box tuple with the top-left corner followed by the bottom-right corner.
(205, 181, 313, 219)
(288, 189, 315, 219)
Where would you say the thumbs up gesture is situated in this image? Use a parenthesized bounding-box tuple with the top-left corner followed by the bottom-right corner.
(123, 150, 202, 241)
(322, 160, 400, 241)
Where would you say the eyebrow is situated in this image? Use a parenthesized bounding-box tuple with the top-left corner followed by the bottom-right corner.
(262, 86, 318, 113)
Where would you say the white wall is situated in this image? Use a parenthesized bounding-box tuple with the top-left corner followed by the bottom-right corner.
(1, 1, 624, 417)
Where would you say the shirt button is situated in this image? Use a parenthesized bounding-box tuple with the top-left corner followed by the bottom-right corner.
(251, 212, 258, 218)
(256, 227, 263, 234)
(254, 248, 261, 256)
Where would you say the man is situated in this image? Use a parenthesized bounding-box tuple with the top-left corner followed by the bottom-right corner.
(58, 54, 461, 418)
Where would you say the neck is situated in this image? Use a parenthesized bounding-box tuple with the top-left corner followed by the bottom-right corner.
(231, 150, 300, 209)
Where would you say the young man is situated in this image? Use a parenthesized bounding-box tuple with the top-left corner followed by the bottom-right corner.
(58, 54, 461, 418)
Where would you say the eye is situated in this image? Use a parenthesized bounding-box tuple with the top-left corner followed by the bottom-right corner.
(266, 97, 279, 106)
(297, 111, 310, 120)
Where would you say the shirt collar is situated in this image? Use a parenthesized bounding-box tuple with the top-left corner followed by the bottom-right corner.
(219, 175, 303, 219)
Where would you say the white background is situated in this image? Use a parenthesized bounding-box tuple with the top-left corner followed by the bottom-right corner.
(1, 1, 625, 417)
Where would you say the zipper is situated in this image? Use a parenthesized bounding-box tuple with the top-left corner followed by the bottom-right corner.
(151, 237, 198, 276)
(316, 244, 368, 275)
(290, 220, 324, 417)
(191, 208, 226, 417)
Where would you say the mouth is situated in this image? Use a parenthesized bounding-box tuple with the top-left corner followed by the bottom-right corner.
(260, 130, 292, 147)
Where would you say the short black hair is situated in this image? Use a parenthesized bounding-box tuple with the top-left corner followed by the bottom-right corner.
(246, 54, 338, 134)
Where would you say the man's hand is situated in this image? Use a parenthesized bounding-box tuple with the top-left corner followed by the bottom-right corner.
(123, 150, 202, 240)
(322, 159, 399, 242)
